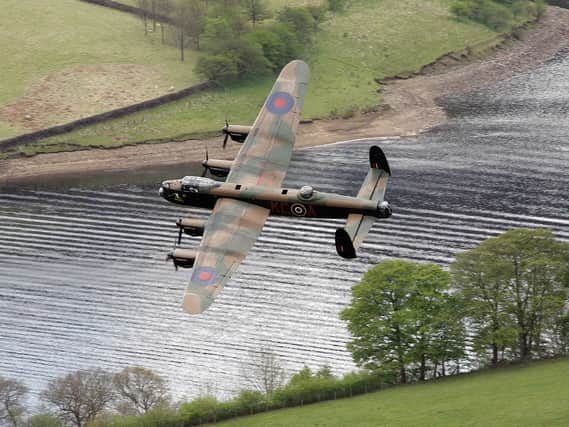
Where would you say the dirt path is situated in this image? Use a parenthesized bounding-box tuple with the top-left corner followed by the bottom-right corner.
(1, 7, 569, 185)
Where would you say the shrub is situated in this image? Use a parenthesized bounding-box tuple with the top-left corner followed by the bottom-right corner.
(327, 0, 348, 13)
(195, 54, 239, 83)
(480, 0, 514, 31)
(450, 0, 523, 32)
(179, 396, 220, 425)
(245, 24, 299, 71)
(233, 390, 267, 415)
(29, 414, 64, 427)
(277, 6, 317, 44)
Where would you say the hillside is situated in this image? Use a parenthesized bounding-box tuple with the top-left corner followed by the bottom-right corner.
(3, 0, 501, 156)
(0, 0, 200, 139)
(210, 358, 569, 427)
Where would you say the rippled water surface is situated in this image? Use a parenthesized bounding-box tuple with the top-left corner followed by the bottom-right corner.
(1, 53, 568, 400)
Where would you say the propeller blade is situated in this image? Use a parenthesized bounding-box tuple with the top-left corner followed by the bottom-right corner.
(222, 120, 229, 149)
(178, 224, 183, 245)
(165, 252, 178, 271)
(201, 147, 209, 177)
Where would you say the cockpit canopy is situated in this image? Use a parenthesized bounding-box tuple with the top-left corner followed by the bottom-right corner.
(181, 176, 221, 193)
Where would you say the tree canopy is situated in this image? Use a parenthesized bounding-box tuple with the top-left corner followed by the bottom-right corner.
(40, 368, 115, 427)
(451, 228, 569, 363)
(341, 260, 465, 383)
(0, 377, 28, 427)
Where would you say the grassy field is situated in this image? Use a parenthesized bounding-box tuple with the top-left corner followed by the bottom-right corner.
(117, 0, 323, 9)
(4, 0, 499, 154)
(209, 358, 569, 427)
(0, 0, 200, 138)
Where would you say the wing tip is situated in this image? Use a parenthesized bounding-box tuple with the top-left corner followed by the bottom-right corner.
(281, 60, 310, 84)
(182, 292, 212, 315)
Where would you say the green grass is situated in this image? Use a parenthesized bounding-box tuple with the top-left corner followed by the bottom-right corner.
(4, 0, 500, 154)
(0, 0, 200, 137)
(209, 358, 569, 427)
(116, 0, 323, 10)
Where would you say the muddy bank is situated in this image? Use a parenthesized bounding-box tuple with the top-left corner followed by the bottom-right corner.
(1, 7, 569, 185)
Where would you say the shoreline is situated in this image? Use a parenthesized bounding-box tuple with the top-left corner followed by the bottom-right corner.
(1, 7, 569, 185)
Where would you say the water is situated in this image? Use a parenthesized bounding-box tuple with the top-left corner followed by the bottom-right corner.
(1, 52, 568, 402)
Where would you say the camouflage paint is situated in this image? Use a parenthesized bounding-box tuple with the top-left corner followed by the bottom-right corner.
(159, 60, 392, 314)
(180, 60, 310, 314)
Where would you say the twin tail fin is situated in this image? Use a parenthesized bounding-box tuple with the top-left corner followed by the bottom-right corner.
(335, 145, 391, 259)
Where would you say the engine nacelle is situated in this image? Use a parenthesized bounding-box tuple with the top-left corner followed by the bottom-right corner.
(167, 248, 197, 269)
(176, 218, 206, 237)
(377, 201, 392, 219)
(201, 159, 233, 178)
(223, 124, 251, 143)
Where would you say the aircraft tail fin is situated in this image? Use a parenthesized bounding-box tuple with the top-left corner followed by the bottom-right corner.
(335, 146, 391, 259)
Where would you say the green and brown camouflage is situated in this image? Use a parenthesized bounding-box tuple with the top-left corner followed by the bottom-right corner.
(159, 60, 392, 314)
(160, 177, 390, 219)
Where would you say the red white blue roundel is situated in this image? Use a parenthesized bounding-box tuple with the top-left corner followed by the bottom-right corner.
(191, 267, 218, 286)
(266, 91, 295, 115)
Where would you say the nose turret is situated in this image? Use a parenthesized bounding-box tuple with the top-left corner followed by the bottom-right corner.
(159, 179, 182, 201)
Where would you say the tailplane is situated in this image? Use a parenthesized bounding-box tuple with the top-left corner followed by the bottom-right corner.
(335, 146, 391, 259)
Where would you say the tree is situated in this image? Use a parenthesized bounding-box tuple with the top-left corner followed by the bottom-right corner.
(315, 365, 334, 380)
(245, 23, 300, 71)
(552, 313, 569, 356)
(341, 260, 462, 384)
(136, 0, 151, 35)
(155, 0, 173, 44)
(0, 377, 27, 427)
(242, 0, 271, 27)
(113, 367, 170, 415)
(287, 365, 312, 386)
(40, 369, 115, 427)
(244, 347, 286, 396)
(175, 0, 206, 59)
(200, 17, 236, 53)
(427, 294, 466, 377)
(277, 6, 317, 44)
(327, 0, 348, 13)
(452, 229, 569, 363)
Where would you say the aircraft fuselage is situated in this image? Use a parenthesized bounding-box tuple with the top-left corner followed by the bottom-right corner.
(159, 176, 391, 219)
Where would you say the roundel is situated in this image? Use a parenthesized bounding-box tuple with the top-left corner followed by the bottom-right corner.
(266, 91, 295, 115)
(191, 267, 218, 286)
(290, 203, 307, 217)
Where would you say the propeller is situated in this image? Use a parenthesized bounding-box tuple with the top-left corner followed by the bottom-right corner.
(176, 217, 184, 244)
(201, 147, 209, 177)
(222, 119, 230, 149)
(166, 252, 178, 271)
(166, 234, 180, 270)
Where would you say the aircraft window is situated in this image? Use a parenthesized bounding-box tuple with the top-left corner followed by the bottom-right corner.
(181, 176, 221, 192)
(281, 189, 288, 195)
(235, 185, 242, 190)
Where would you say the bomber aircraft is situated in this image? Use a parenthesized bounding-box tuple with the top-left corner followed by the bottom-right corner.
(159, 60, 392, 314)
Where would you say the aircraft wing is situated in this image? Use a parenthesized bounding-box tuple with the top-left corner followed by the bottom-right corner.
(182, 198, 270, 314)
(182, 60, 310, 314)
(226, 59, 310, 187)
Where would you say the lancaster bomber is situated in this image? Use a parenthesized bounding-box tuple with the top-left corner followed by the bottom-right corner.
(159, 60, 392, 314)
